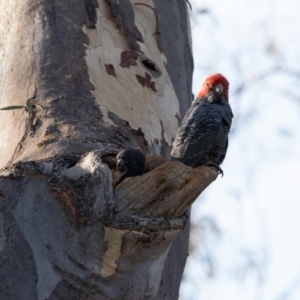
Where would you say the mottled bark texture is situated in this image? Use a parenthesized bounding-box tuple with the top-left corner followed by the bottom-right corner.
(0, 0, 215, 299)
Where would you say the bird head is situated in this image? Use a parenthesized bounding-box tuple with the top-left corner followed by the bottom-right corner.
(116, 148, 146, 180)
(197, 73, 229, 103)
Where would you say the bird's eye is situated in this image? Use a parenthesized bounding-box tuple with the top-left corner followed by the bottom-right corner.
(131, 162, 136, 168)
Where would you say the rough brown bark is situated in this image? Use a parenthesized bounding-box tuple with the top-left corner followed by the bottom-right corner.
(0, 1, 215, 299)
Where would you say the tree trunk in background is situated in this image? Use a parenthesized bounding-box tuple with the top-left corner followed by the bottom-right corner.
(0, 1, 217, 299)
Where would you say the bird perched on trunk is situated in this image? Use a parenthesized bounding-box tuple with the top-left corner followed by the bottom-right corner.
(116, 148, 146, 182)
(170, 73, 233, 176)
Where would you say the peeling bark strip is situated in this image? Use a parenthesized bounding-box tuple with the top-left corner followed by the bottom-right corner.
(0, 151, 216, 299)
(104, 0, 143, 51)
(83, 0, 187, 157)
(134, 3, 160, 36)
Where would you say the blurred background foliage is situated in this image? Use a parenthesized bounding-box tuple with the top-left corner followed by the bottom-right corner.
(180, 0, 300, 299)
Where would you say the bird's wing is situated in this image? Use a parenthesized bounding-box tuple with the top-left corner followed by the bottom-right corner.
(213, 101, 233, 164)
(171, 101, 230, 167)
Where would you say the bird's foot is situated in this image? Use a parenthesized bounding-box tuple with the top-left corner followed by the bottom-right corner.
(203, 162, 224, 177)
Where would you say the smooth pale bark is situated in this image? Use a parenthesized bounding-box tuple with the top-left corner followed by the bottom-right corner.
(0, 1, 217, 299)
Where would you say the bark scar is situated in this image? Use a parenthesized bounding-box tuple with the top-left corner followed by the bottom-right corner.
(135, 72, 157, 92)
(120, 51, 138, 68)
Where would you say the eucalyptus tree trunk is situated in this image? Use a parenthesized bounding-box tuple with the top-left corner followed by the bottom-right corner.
(0, 1, 217, 299)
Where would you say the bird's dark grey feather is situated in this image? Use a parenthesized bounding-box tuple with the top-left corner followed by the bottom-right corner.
(170, 94, 233, 169)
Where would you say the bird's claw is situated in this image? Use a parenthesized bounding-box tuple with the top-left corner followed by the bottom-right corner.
(218, 167, 224, 177)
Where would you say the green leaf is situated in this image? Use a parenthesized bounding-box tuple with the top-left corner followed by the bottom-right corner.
(26, 98, 34, 111)
(0, 105, 25, 110)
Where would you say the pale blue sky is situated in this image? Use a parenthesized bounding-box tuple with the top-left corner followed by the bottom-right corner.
(180, 0, 300, 299)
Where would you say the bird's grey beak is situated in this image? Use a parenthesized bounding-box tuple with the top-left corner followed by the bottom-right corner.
(214, 83, 224, 96)
(117, 159, 126, 171)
